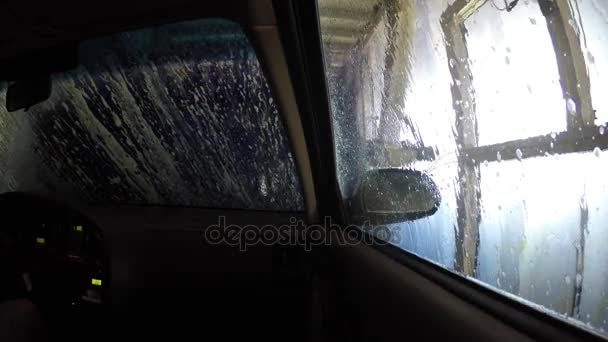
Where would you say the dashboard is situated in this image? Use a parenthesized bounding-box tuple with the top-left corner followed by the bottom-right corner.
(0, 191, 300, 341)
(0, 192, 109, 341)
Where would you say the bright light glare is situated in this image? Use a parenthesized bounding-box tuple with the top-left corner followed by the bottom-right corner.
(466, 2, 567, 146)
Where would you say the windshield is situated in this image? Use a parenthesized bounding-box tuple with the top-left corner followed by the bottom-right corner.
(319, 0, 608, 336)
(0, 19, 304, 211)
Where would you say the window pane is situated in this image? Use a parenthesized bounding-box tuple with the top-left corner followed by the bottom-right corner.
(0, 19, 304, 211)
(572, 0, 608, 126)
(319, 0, 608, 336)
(466, 1, 566, 146)
(478, 153, 608, 327)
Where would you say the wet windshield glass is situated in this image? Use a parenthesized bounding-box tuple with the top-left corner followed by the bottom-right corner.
(0, 19, 304, 211)
(319, 0, 608, 336)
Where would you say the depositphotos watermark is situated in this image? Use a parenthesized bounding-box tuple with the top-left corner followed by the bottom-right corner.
(203, 217, 402, 251)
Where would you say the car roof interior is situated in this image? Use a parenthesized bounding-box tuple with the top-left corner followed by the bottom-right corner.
(0, 0, 605, 341)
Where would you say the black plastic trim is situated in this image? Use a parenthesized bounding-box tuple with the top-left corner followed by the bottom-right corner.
(272, 0, 344, 223)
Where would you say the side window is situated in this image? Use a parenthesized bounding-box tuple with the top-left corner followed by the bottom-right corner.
(0, 19, 304, 211)
(319, 0, 608, 336)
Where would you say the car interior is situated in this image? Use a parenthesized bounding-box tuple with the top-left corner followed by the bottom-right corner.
(0, 0, 607, 341)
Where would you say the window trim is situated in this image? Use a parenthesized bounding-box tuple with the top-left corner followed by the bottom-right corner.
(273, 0, 346, 222)
(370, 235, 607, 342)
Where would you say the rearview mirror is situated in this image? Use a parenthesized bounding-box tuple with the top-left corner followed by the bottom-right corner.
(6, 76, 52, 112)
(349, 169, 441, 225)
(1, 43, 78, 112)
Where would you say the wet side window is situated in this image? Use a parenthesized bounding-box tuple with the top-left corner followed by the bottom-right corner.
(319, 0, 608, 335)
(0, 19, 304, 211)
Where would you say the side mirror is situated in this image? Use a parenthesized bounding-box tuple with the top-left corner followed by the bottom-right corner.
(349, 169, 441, 225)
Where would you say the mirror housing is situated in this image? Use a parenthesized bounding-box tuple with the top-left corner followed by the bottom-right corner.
(349, 168, 441, 225)
(6, 76, 52, 112)
(2, 43, 78, 111)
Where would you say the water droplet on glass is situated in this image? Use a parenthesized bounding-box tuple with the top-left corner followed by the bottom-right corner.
(576, 274, 583, 286)
(579, 197, 587, 210)
(587, 50, 595, 64)
(600, 126, 605, 135)
(483, 160, 489, 167)
(550, 142, 554, 149)
(497, 151, 502, 162)
(594, 147, 601, 158)
(455, 79, 462, 86)
(551, 132, 557, 139)
(516, 148, 523, 161)
(449, 58, 457, 68)
(505, 55, 511, 65)
(565, 275, 571, 285)
(529, 17, 537, 25)
(566, 98, 577, 116)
